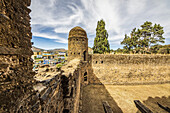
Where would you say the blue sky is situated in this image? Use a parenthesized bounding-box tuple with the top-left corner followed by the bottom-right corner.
(30, 0, 170, 50)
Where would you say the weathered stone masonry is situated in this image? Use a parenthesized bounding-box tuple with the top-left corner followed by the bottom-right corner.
(1, 0, 170, 113)
(91, 54, 170, 84)
(0, 0, 89, 112)
(0, 0, 35, 112)
(68, 26, 88, 62)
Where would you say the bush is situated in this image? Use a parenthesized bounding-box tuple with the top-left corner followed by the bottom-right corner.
(56, 63, 62, 68)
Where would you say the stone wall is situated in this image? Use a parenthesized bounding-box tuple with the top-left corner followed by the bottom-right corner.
(14, 59, 87, 113)
(0, 1, 89, 112)
(0, 55, 88, 112)
(0, 0, 35, 112)
(61, 59, 86, 113)
(90, 54, 170, 84)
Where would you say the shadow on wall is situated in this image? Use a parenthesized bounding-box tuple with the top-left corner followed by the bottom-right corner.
(82, 55, 123, 113)
(136, 96, 170, 113)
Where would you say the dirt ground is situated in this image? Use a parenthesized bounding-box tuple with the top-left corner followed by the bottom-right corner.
(82, 84, 170, 113)
(82, 85, 123, 113)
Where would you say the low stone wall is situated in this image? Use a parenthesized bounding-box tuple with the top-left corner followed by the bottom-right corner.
(91, 54, 170, 84)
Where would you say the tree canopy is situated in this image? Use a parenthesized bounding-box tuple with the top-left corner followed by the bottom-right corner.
(93, 19, 110, 54)
(121, 21, 165, 54)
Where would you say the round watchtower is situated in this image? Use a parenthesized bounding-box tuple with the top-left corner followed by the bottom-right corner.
(68, 26, 88, 62)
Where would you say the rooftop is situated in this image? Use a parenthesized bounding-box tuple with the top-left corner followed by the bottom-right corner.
(69, 26, 87, 38)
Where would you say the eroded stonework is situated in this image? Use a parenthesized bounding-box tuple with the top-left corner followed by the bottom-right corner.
(68, 26, 88, 62)
(0, 2, 91, 111)
(0, 0, 35, 112)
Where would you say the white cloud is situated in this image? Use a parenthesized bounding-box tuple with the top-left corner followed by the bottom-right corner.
(33, 32, 68, 43)
(54, 27, 70, 34)
(30, 0, 170, 49)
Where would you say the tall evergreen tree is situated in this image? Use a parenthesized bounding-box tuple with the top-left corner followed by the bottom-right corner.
(93, 19, 110, 54)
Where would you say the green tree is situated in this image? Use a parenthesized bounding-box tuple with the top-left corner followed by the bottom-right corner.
(150, 44, 161, 53)
(121, 21, 165, 54)
(139, 21, 165, 52)
(93, 19, 110, 54)
(157, 44, 170, 54)
(121, 28, 138, 53)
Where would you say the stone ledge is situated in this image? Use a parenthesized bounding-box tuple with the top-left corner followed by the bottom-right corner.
(0, 46, 33, 56)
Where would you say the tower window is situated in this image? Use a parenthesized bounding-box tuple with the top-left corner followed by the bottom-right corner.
(63, 109, 70, 113)
(96, 61, 97, 64)
(84, 72, 87, 81)
(101, 61, 103, 64)
(83, 51, 86, 61)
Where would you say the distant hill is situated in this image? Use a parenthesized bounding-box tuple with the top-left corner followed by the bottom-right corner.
(32, 46, 44, 52)
(32, 46, 94, 54)
(48, 48, 67, 53)
(32, 46, 67, 53)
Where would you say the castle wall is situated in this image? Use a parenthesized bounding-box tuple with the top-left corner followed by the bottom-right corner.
(0, 0, 35, 112)
(0, 1, 87, 112)
(15, 59, 87, 113)
(2, 59, 88, 113)
(90, 54, 170, 84)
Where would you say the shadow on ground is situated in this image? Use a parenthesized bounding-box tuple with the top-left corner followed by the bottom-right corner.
(136, 96, 170, 113)
(81, 55, 123, 113)
(82, 84, 123, 113)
